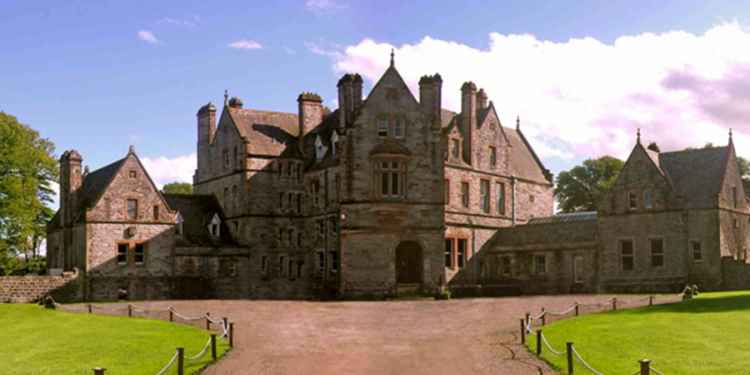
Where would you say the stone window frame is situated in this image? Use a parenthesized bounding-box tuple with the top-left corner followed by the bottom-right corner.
(375, 113, 406, 139)
(573, 254, 585, 283)
(460, 180, 470, 208)
(115, 241, 146, 267)
(532, 253, 547, 275)
(209, 213, 221, 238)
(643, 189, 653, 209)
(372, 157, 408, 200)
(496, 181, 506, 216)
(296, 260, 304, 278)
(690, 239, 703, 263)
(261, 255, 269, 276)
(329, 250, 339, 275)
(649, 237, 665, 268)
(317, 250, 326, 275)
(288, 258, 296, 280)
(152, 205, 160, 221)
(223, 148, 230, 169)
(480, 179, 491, 214)
(619, 238, 636, 272)
(126, 198, 138, 221)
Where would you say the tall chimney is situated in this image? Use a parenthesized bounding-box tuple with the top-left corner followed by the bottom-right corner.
(59, 150, 83, 227)
(419, 74, 443, 129)
(461, 81, 477, 165)
(337, 74, 353, 129)
(196, 102, 217, 182)
(476, 88, 488, 110)
(298, 92, 323, 154)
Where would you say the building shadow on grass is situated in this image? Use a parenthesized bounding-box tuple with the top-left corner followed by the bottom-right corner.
(628, 293, 750, 315)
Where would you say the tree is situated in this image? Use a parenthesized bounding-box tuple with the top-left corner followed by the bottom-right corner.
(0, 112, 57, 274)
(647, 142, 660, 152)
(162, 182, 192, 195)
(737, 157, 750, 195)
(555, 156, 625, 213)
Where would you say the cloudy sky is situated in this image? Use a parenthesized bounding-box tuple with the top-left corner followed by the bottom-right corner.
(4, 0, 750, 208)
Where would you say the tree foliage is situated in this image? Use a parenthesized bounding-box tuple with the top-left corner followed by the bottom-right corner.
(0, 112, 57, 274)
(737, 156, 750, 195)
(555, 156, 625, 213)
(162, 182, 192, 195)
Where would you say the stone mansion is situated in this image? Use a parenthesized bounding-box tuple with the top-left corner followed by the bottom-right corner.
(46, 54, 750, 301)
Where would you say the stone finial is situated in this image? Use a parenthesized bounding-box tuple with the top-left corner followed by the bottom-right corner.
(128, 145, 135, 154)
(637, 128, 641, 144)
(729, 128, 733, 144)
(224, 90, 229, 106)
(516, 115, 520, 130)
(390, 48, 395, 67)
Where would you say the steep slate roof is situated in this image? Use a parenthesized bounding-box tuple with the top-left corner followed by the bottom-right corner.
(527, 211, 598, 225)
(226, 107, 300, 157)
(163, 194, 237, 247)
(658, 146, 729, 209)
(77, 157, 127, 210)
(505, 128, 551, 184)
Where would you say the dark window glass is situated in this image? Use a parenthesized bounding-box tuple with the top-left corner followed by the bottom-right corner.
(621, 240, 634, 271)
(117, 244, 128, 264)
(457, 239, 467, 268)
(444, 239, 454, 268)
(497, 183, 506, 215)
(461, 182, 469, 208)
(480, 179, 490, 213)
(134, 244, 145, 265)
(651, 238, 664, 267)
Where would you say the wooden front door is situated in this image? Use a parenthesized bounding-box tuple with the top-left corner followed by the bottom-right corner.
(396, 241, 422, 284)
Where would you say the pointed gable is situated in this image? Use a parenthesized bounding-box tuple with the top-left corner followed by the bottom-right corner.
(361, 65, 420, 110)
(659, 146, 731, 209)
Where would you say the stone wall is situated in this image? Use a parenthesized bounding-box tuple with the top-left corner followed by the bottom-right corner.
(0, 271, 82, 303)
(720, 257, 750, 290)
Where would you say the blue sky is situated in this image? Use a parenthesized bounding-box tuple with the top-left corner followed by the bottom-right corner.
(4, 0, 750, 192)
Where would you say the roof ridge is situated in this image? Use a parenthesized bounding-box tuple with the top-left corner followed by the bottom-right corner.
(660, 146, 728, 155)
(231, 107, 298, 117)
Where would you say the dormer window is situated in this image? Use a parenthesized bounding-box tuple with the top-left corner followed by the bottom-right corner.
(209, 213, 221, 238)
(377, 117, 404, 138)
(129, 170, 137, 179)
(315, 135, 327, 161)
(451, 139, 460, 159)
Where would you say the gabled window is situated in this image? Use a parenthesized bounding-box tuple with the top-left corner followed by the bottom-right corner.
(480, 179, 490, 213)
(496, 182, 506, 215)
(451, 139, 460, 159)
(375, 160, 406, 198)
(651, 238, 664, 267)
(129, 170, 137, 179)
(460, 182, 470, 208)
(209, 214, 221, 238)
(643, 190, 653, 209)
(126, 199, 138, 220)
(489, 146, 497, 167)
(691, 240, 702, 262)
(153, 205, 159, 221)
(621, 240, 634, 271)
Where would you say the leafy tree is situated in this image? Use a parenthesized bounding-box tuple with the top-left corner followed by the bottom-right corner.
(737, 157, 750, 195)
(647, 142, 660, 152)
(555, 156, 625, 213)
(162, 182, 192, 195)
(0, 112, 57, 274)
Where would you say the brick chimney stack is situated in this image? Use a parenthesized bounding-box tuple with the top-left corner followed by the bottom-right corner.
(419, 74, 442, 129)
(337, 73, 363, 129)
(59, 150, 83, 227)
(461, 81, 478, 164)
(298, 92, 323, 154)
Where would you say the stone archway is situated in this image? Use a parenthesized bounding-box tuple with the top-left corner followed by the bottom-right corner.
(395, 241, 422, 284)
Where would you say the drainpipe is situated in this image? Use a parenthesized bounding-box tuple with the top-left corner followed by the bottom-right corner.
(511, 177, 517, 226)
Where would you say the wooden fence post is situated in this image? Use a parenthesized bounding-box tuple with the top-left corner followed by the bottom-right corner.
(566, 342, 574, 375)
(206, 312, 211, 330)
(536, 330, 542, 355)
(649, 295, 654, 306)
(612, 298, 617, 311)
(525, 312, 530, 325)
(177, 348, 184, 375)
(88, 304, 93, 314)
(541, 308, 546, 326)
(574, 303, 579, 317)
(211, 334, 217, 360)
(93, 368, 105, 375)
(520, 319, 526, 344)
(639, 359, 651, 375)
(229, 322, 235, 348)
(169, 309, 174, 322)
(127, 304, 132, 318)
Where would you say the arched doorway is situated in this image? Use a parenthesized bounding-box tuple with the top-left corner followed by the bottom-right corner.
(395, 241, 422, 284)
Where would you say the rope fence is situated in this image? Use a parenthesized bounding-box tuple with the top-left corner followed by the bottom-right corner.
(45, 296, 235, 374)
(519, 292, 689, 374)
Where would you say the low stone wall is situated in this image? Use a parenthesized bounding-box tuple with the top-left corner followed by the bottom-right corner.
(0, 271, 82, 303)
(721, 257, 750, 290)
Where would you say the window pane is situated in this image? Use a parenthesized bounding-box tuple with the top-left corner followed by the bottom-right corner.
(381, 172, 389, 195)
(497, 183, 506, 215)
(117, 244, 128, 264)
(134, 244, 145, 265)
(444, 239, 453, 267)
(127, 199, 137, 220)
(391, 172, 399, 195)
(457, 239, 466, 268)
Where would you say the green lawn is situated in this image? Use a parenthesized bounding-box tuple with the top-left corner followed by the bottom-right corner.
(0, 304, 229, 375)
(525, 291, 750, 374)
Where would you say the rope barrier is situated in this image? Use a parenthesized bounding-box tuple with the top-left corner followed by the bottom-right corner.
(187, 337, 212, 362)
(539, 332, 564, 356)
(170, 308, 205, 322)
(546, 304, 578, 317)
(571, 345, 605, 375)
(153, 351, 178, 375)
(206, 315, 224, 325)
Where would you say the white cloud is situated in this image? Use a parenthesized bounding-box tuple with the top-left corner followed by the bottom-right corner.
(137, 30, 159, 44)
(305, 41, 342, 58)
(305, 0, 346, 13)
(158, 16, 199, 27)
(330, 23, 750, 162)
(228, 39, 263, 50)
(140, 153, 196, 189)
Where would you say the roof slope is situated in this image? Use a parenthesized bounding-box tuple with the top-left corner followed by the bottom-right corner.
(227, 107, 300, 157)
(505, 128, 551, 183)
(163, 194, 237, 246)
(659, 146, 729, 209)
(77, 157, 127, 209)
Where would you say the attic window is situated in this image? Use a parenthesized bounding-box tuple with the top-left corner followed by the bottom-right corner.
(628, 192, 637, 210)
(451, 139, 460, 159)
(489, 146, 497, 167)
(209, 213, 221, 238)
(129, 170, 137, 179)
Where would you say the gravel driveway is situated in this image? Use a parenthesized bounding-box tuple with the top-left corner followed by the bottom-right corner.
(95, 294, 680, 375)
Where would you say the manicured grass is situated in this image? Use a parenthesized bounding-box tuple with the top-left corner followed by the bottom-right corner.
(525, 291, 750, 374)
(0, 304, 229, 375)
